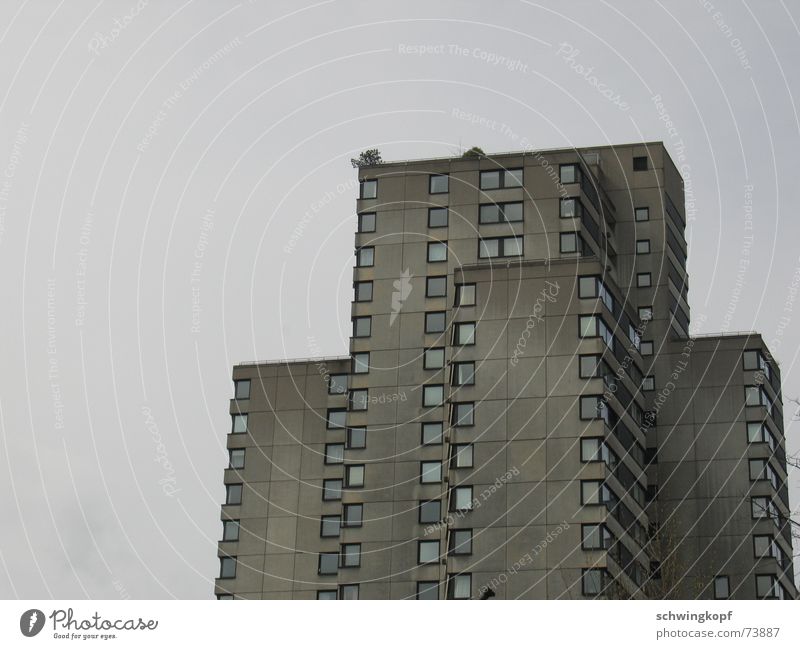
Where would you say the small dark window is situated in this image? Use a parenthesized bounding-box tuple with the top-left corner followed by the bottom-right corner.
(633, 156, 648, 171)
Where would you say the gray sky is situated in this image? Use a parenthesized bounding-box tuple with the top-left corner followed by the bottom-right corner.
(0, 0, 798, 598)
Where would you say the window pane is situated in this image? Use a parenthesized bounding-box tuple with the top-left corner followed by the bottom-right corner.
(480, 170, 500, 189)
(417, 581, 439, 600)
(352, 352, 369, 373)
(635, 207, 649, 221)
(428, 207, 448, 227)
(714, 576, 729, 599)
(327, 409, 346, 428)
(453, 487, 473, 510)
(325, 443, 344, 464)
(579, 315, 596, 337)
(583, 570, 602, 595)
(347, 427, 366, 449)
(503, 202, 523, 222)
(633, 156, 648, 171)
(455, 322, 475, 345)
(453, 403, 474, 426)
(421, 461, 442, 483)
(560, 198, 578, 217)
(578, 276, 597, 298)
(425, 312, 446, 333)
(430, 174, 448, 193)
(349, 389, 368, 411)
(453, 444, 473, 468)
(353, 316, 371, 337)
(579, 355, 598, 378)
(358, 212, 375, 232)
(419, 500, 441, 523)
(355, 281, 372, 302)
(234, 380, 251, 400)
(456, 284, 476, 306)
(452, 574, 471, 599)
(426, 276, 447, 297)
(232, 414, 248, 433)
(640, 341, 653, 356)
(636, 239, 650, 254)
(479, 238, 500, 258)
(318, 553, 338, 574)
(340, 585, 359, 600)
(321, 516, 340, 537)
(345, 465, 364, 487)
(560, 164, 577, 184)
(560, 232, 577, 253)
(220, 557, 236, 578)
(343, 503, 363, 527)
(341, 544, 360, 567)
(418, 540, 439, 563)
(479, 204, 500, 224)
(422, 422, 443, 445)
(503, 236, 523, 256)
(329, 374, 348, 394)
(360, 179, 377, 199)
(423, 385, 444, 407)
(323, 479, 342, 500)
(581, 438, 600, 462)
(424, 347, 445, 369)
(637, 273, 651, 288)
(428, 241, 448, 262)
(226, 484, 242, 505)
(506, 169, 523, 187)
(451, 530, 472, 554)
(229, 449, 245, 469)
(317, 590, 337, 600)
(581, 481, 600, 505)
(747, 422, 764, 443)
(454, 362, 475, 386)
(222, 520, 239, 541)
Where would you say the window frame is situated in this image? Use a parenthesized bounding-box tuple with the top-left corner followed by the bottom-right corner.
(478, 201, 523, 224)
(452, 361, 475, 386)
(225, 483, 243, 505)
(354, 280, 373, 302)
(222, 519, 240, 541)
(418, 540, 440, 565)
(419, 499, 441, 524)
(343, 503, 363, 528)
(428, 206, 448, 228)
(421, 422, 443, 446)
(479, 168, 522, 189)
(346, 426, 366, 450)
(352, 316, 371, 338)
(420, 461, 443, 484)
(449, 529, 473, 556)
(634, 206, 650, 222)
(219, 556, 237, 579)
(326, 408, 347, 429)
(231, 413, 248, 434)
(429, 173, 449, 194)
(427, 241, 448, 263)
(324, 443, 345, 465)
(453, 321, 476, 346)
(636, 239, 651, 255)
(451, 402, 474, 427)
(636, 272, 652, 288)
(340, 543, 361, 568)
(424, 347, 445, 370)
(328, 373, 348, 395)
(322, 478, 343, 501)
(455, 283, 476, 307)
(422, 384, 445, 408)
(344, 464, 365, 488)
(359, 179, 377, 199)
(560, 231, 582, 254)
(358, 211, 376, 233)
(426, 275, 448, 298)
(355, 246, 374, 268)
(351, 352, 369, 374)
(318, 552, 339, 575)
(425, 311, 446, 333)
(234, 379, 251, 400)
(320, 515, 341, 538)
(478, 235, 523, 258)
(228, 448, 245, 470)
(451, 443, 474, 469)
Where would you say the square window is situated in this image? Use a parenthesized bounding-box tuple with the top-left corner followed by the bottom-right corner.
(234, 379, 250, 400)
(749, 458, 766, 481)
(327, 408, 346, 429)
(638, 306, 653, 321)
(579, 315, 597, 337)
(451, 402, 474, 426)
(633, 156, 648, 171)
(640, 341, 654, 356)
(347, 427, 366, 449)
(481, 170, 500, 189)
(427, 241, 448, 262)
(578, 276, 597, 298)
(323, 479, 342, 501)
(420, 461, 442, 483)
(454, 322, 476, 345)
(448, 573, 471, 599)
(328, 374, 348, 394)
(358, 212, 376, 233)
(743, 350, 760, 370)
(455, 283, 476, 306)
(478, 237, 500, 258)
(753, 535, 773, 558)
(424, 347, 445, 369)
(356, 247, 374, 267)
(345, 465, 365, 488)
(560, 232, 580, 253)
(580, 396, 603, 420)
(349, 389, 368, 411)
(580, 480, 602, 505)
(418, 540, 439, 564)
(317, 590, 337, 600)
(219, 556, 236, 579)
(354, 281, 373, 302)
(225, 483, 242, 505)
(579, 355, 598, 378)
(714, 576, 729, 599)
(560, 198, 581, 218)
(339, 584, 359, 600)
(353, 316, 371, 338)
(423, 385, 444, 407)
(582, 569, 604, 595)
(634, 207, 649, 222)
(229, 449, 245, 469)
(429, 174, 449, 194)
(426, 276, 447, 298)
(756, 574, 776, 598)
(352, 352, 369, 373)
(582, 524, 611, 550)
(451, 444, 473, 468)
(637, 273, 652, 288)
(559, 164, 579, 185)
(425, 311, 446, 333)
(318, 552, 338, 575)
(222, 520, 239, 541)
(341, 543, 361, 568)
(450, 529, 472, 555)
(581, 438, 602, 462)
(503, 236, 523, 256)
(428, 207, 448, 228)
(343, 503, 363, 527)
(419, 500, 441, 523)
(320, 515, 340, 537)
(452, 361, 475, 386)
(451, 486, 473, 511)
(636, 239, 650, 254)
(359, 179, 377, 199)
(421, 422, 443, 445)
(416, 581, 439, 600)
(642, 376, 655, 391)
(325, 443, 344, 465)
(232, 413, 248, 434)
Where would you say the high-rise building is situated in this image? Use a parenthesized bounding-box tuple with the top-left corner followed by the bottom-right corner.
(215, 143, 796, 600)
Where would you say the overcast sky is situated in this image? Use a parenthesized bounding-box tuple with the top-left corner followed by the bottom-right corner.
(0, 0, 798, 599)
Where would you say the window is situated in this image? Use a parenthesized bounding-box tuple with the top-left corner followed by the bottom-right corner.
(714, 576, 729, 599)
(560, 198, 582, 218)
(453, 322, 476, 345)
(580, 437, 603, 462)
(479, 201, 523, 224)
(320, 515, 340, 537)
(560, 232, 582, 254)
(229, 449, 245, 469)
(580, 396, 604, 420)
(455, 283, 476, 306)
(636, 239, 651, 254)
(429, 174, 449, 194)
(359, 179, 377, 199)
(324, 443, 344, 465)
(451, 486, 473, 511)
(579, 355, 599, 378)
(423, 385, 444, 407)
(418, 540, 439, 564)
(743, 349, 772, 380)
(451, 444, 473, 468)
(642, 376, 655, 391)
(421, 422, 443, 445)
(452, 361, 475, 386)
(426, 276, 447, 297)
(323, 479, 342, 501)
(345, 465, 365, 488)
(358, 212, 375, 233)
(559, 164, 580, 184)
(751, 496, 777, 520)
(427, 241, 448, 262)
(232, 414, 248, 434)
(451, 402, 474, 426)
(450, 529, 472, 555)
(756, 574, 778, 599)
(352, 352, 369, 374)
(428, 207, 448, 228)
(328, 374, 348, 394)
(582, 569, 605, 596)
(582, 524, 612, 550)
(347, 427, 366, 449)
(419, 500, 441, 523)
(356, 247, 374, 267)
(480, 168, 522, 189)
(640, 341, 654, 356)
(234, 379, 250, 400)
(339, 584, 359, 600)
(448, 573, 471, 599)
(634, 207, 649, 222)
(749, 458, 766, 481)
(425, 311, 446, 333)
(222, 520, 239, 541)
(637, 273, 652, 288)
(317, 590, 337, 600)
(340, 543, 361, 568)
(578, 276, 597, 298)
(327, 408, 346, 429)
(318, 552, 338, 575)
(747, 421, 772, 445)
(352, 316, 371, 338)
(225, 483, 242, 505)
(349, 389, 368, 411)
(219, 556, 236, 579)
(632, 156, 648, 171)
(745, 385, 767, 407)
(580, 480, 602, 505)
(216, 594, 234, 600)
(416, 581, 439, 600)
(354, 281, 373, 302)
(420, 461, 442, 483)
(479, 236, 523, 258)
(753, 534, 775, 558)
(638, 306, 653, 321)
(424, 347, 445, 369)
(343, 503, 363, 527)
